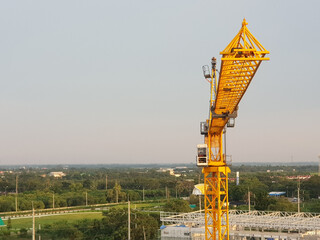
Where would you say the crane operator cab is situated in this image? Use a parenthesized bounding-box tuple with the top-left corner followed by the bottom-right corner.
(197, 144, 208, 166)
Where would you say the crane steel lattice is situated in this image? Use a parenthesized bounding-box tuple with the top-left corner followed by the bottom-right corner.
(197, 19, 269, 240)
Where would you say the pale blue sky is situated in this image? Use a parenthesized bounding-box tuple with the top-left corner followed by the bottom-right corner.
(0, 0, 319, 165)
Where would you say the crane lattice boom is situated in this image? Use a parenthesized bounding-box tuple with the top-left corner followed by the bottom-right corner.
(210, 19, 269, 136)
(198, 19, 269, 240)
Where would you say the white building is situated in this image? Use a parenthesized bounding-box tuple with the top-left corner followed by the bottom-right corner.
(49, 172, 66, 178)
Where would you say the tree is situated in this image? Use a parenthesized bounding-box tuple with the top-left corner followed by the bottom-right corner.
(83, 179, 97, 190)
(163, 199, 191, 212)
(98, 208, 159, 240)
(131, 212, 159, 240)
(254, 191, 271, 210)
(0, 198, 15, 212)
(114, 182, 121, 203)
(65, 193, 85, 207)
(242, 177, 268, 195)
(19, 228, 28, 238)
(39, 221, 83, 240)
(106, 189, 114, 203)
(69, 183, 83, 192)
(268, 197, 296, 212)
(229, 184, 246, 202)
(176, 181, 194, 197)
(126, 190, 141, 201)
(101, 208, 128, 239)
(302, 176, 320, 199)
(303, 199, 320, 213)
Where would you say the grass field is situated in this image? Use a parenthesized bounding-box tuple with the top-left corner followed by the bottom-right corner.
(2, 200, 164, 230)
(3, 212, 103, 229)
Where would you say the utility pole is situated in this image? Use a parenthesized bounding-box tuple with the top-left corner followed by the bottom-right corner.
(165, 186, 168, 199)
(15, 175, 18, 212)
(175, 184, 177, 199)
(52, 193, 55, 209)
(248, 187, 251, 212)
(32, 202, 35, 240)
(165, 186, 167, 199)
(85, 191, 88, 206)
(106, 175, 108, 191)
(143, 226, 146, 240)
(142, 187, 145, 202)
(116, 182, 119, 203)
(128, 200, 131, 240)
(298, 180, 300, 213)
(4, 186, 8, 196)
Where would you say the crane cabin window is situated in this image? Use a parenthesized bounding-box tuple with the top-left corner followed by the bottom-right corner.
(198, 147, 207, 157)
(197, 144, 208, 166)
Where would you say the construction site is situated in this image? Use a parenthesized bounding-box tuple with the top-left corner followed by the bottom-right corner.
(160, 210, 320, 240)
(0, 1, 319, 240)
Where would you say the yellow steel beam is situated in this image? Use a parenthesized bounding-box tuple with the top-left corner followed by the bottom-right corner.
(221, 58, 269, 61)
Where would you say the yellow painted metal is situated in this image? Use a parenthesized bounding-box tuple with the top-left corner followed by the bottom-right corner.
(203, 166, 230, 240)
(202, 19, 269, 240)
(210, 18, 269, 137)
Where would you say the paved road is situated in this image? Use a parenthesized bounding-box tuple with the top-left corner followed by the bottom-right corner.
(1, 209, 104, 220)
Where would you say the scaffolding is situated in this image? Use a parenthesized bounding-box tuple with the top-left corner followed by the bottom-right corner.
(161, 210, 320, 233)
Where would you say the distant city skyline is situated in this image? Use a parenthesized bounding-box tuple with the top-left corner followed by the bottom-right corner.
(0, 1, 319, 165)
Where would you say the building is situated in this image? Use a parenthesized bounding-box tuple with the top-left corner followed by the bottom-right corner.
(268, 191, 286, 197)
(49, 172, 66, 178)
(286, 175, 311, 180)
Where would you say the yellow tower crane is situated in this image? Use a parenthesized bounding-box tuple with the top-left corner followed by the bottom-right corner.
(197, 19, 269, 240)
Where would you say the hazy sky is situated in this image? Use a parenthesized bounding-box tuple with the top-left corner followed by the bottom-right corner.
(0, 1, 319, 165)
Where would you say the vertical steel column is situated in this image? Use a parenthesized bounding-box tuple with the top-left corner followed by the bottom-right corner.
(204, 167, 230, 240)
(219, 167, 229, 240)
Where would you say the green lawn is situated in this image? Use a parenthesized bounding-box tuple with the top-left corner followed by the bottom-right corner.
(4, 212, 103, 229)
(1, 200, 165, 230)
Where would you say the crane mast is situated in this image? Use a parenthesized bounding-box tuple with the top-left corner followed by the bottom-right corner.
(197, 19, 269, 240)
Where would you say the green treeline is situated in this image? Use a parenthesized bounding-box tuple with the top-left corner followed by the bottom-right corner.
(38, 209, 160, 240)
(0, 165, 319, 213)
(0, 165, 319, 239)
(0, 199, 192, 240)
(0, 168, 195, 212)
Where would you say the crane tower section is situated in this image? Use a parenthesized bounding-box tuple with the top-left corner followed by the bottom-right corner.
(197, 19, 269, 240)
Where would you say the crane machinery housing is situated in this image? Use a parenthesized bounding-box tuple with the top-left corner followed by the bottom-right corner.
(197, 19, 269, 240)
